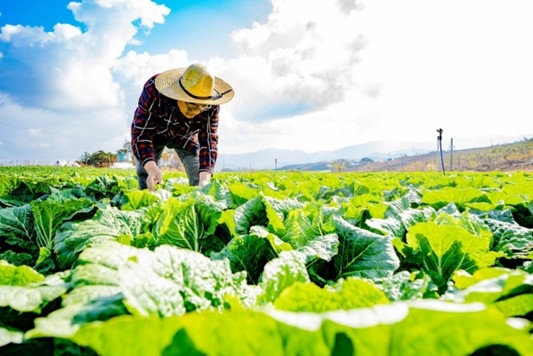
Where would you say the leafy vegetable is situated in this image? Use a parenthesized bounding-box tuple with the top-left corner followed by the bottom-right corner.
(1, 167, 532, 355)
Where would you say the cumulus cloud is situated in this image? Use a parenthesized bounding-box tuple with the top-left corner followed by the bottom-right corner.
(0, 0, 371, 162)
(1, 0, 532, 163)
(228, 0, 365, 121)
(0, 93, 126, 162)
(0, 0, 170, 161)
(0, 0, 169, 111)
(112, 49, 191, 114)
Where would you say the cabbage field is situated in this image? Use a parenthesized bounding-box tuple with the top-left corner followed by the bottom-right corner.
(1, 167, 532, 355)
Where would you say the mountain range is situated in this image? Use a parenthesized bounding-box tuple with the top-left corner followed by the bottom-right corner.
(217, 136, 528, 171)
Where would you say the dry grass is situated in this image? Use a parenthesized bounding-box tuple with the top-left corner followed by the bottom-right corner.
(353, 139, 533, 172)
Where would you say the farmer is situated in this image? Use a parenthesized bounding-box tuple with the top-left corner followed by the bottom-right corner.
(131, 63, 234, 190)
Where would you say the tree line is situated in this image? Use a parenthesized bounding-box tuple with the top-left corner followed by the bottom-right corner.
(78, 150, 119, 167)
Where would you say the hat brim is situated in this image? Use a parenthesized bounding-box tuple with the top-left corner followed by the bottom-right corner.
(154, 68, 234, 105)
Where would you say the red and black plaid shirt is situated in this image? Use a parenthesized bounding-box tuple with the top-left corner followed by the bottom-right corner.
(131, 74, 220, 173)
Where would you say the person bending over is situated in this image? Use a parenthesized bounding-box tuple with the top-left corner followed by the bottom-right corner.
(131, 63, 234, 190)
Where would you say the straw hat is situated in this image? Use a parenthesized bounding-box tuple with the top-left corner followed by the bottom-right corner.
(155, 63, 234, 105)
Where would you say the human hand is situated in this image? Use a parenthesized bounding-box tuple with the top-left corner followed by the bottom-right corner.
(198, 171, 211, 187)
(144, 161, 163, 191)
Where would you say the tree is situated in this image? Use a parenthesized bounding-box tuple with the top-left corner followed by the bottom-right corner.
(78, 150, 116, 167)
(359, 157, 374, 165)
(331, 159, 348, 172)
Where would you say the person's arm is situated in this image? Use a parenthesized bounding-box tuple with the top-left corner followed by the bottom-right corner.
(197, 106, 220, 186)
(144, 160, 163, 191)
(131, 76, 159, 163)
(131, 76, 162, 190)
(198, 171, 211, 186)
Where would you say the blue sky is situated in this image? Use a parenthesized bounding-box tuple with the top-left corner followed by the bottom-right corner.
(1, 0, 533, 164)
(130, 1, 271, 58)
(0, 1, 79, 29)
(0, 0, 270, 57)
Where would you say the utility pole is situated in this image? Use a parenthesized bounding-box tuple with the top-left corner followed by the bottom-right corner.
(450, 138, 454, 171)
(437, 128, 445, 175)
(275, 158, 278, 172)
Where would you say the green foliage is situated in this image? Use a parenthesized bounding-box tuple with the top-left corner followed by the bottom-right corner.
(273, 277, 390, 312)
(54, 205, 146, 269)
(0, 260, 45, 286)
(31, 197, 94, 249)
(78, 150, 117, 167)
(400, 219, 500, 292)
(1, 168, 533, 355)
(0, 204, 34, 241)
(258, 251, 310, 304)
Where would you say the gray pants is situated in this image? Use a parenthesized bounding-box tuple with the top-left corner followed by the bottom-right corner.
(136, 148, 200, 189)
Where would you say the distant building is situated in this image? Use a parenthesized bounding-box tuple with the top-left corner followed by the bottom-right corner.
(117, 152, 130, 162)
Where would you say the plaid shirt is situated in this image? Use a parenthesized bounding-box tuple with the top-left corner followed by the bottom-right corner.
(131, 74, 220, 173)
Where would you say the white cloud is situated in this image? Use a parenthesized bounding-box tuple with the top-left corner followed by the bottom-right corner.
(28, 128, 44, 136)
(351, 0, 533, 145)
(215, 0, 533, 154)
(225, 0, 365, 122)
(0, 95, 128, 161)
(1, 0, 532, 163)
(0, 0, 170, 111)
(0, 0, 170, 161)
(0, 24, 51, 45)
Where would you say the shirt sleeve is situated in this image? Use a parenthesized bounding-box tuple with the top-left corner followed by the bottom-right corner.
(131, 75, 159, 166)
(197, 105, 220, 173)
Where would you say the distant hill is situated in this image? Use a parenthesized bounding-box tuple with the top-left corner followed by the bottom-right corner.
(217, 141, 437, 171)
(353, 139, 533, 173)
(218, 137, 533, 172)
(217, 135, 533, 171)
